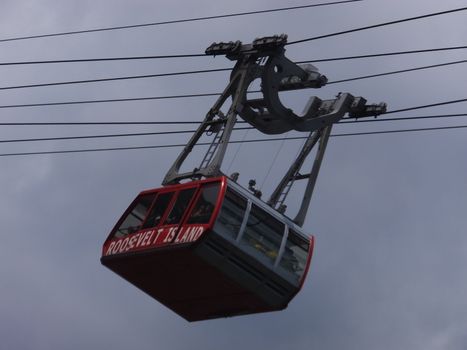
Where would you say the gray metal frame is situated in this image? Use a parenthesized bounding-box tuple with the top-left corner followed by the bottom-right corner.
(163, 34, 387, 227)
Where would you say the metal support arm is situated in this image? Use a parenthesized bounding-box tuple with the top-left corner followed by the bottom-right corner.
(163, 34, 387, 229)
(294, 125, 332, 227)
(267, 95, 386, 226)
(162, 58, 258, 185)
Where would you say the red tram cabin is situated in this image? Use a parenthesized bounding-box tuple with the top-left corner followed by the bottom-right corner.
(101, 176, 314, 321)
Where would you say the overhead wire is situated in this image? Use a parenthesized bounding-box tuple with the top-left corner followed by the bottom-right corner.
(0, 6, 466, 154)
(1, 98, 467, 126)
(298, 45, 467, 63)
(1, 118, 464, 144)
(0, 6, 465, 162)
(385, 98, 467, 114)
(0, 2, 465, 115)
(0, 93, 222, 109)
(260, 131, 289, 190)
(0, 3, 462, 65)
(1, 124, 467, 158)
(226, 128, 251, 174)
(327, 59, 467, 85)
(1, 113, 467, 127)
(1, 55, 465, 92)
(341, 113, 467, 123)
(2, 105, 467, 144)
(287, 5, 467, 45)
(0, 0, 362, 44)
(0, 121, 205, 126)
(0, 127, 248, 144)
(0, 45, 466, 66)
(0, 54, 208, 64)
(334, 124, 467, 136)
(0, 68, 231, 91)
(0, 96, 465, 152)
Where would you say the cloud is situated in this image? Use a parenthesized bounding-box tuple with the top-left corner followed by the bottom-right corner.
(1, 0, 467, 349)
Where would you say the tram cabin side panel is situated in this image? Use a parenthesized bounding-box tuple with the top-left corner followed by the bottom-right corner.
(101, 178, 226, 257)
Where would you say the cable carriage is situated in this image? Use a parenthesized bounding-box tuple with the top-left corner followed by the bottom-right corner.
(101, 35, 386, 321)
(101, 176, 313, 321)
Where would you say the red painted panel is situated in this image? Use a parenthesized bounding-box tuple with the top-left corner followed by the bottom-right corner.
(102, 176, 227, 258)
(101, 240, 279, 322)
(299, 235, 314, 289)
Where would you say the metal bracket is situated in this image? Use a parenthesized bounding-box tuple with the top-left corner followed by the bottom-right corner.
(164, 35, 295, 185)
(163, 34, 387, 228)
(163, 43, 264, 185)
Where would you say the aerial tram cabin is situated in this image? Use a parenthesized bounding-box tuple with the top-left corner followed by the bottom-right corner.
(101, 35, 386, 322)
(101, 176, 314, 321)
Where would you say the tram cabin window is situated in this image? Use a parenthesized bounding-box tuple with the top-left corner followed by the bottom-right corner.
(241, 204, 284, 262)
(279, 231, 309, 281)
(187, 183, 220, 224)
(164, 188, 196, 225)
(141, 192, 174, 229)
(213, 189, 247, 240)
(114, 194, 156, 238)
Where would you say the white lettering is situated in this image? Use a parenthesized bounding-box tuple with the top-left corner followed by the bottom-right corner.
(192, 227, 204, 241)
(106, 241, 116, 255)
(128, 235, 137, 250)
(172, 226, 205, 244)
(136, 232, 145, 247)
(105, 226, 207, 256)
(186, 227, 197, 242)
(113, 240, 122, 253)
(174, 227, 186, 243)
(142, 230, 153, 246)
(120, 237, 129, 252)
(176, 227, 189, 243)
(153, 228, 164, 244)
(163, 227, 178, 243)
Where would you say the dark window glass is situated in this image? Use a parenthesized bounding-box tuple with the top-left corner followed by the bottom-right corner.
(214, 189, 247, 240)
(164, 188, 196, 225)
(241, 204, 284, 263)
(279, 231, 309, 281)
(187, 183, 220, 224)
(141, 192, 174, 229)
(114, 194, 156, 238)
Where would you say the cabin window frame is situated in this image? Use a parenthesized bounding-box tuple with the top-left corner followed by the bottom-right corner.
(213, 188, 249, 241)
(186, 182, 221, 225)
(163, 187, 198, 226)
(277, 229, 310, 281)
(113, 193, 157, 238)
(140, 191, 175, 230)
(239, 203, 285, 264)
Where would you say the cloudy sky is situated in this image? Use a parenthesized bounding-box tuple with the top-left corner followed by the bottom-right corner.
(0, 0, 466, 349)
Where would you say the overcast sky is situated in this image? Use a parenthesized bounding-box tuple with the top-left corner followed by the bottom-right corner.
(0, 0, 466, 349)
